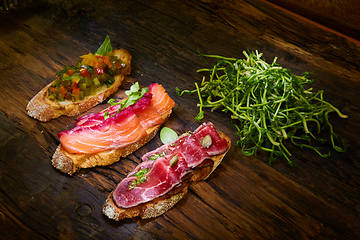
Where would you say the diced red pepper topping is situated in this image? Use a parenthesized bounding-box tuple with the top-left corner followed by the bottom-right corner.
(72, 87, 80, 96)
(94, 59, 103, 68)
(65, 93, 72, 100)
(96, 67, 104, 75)
(80, 68, 88, 77)
(115, 62, 123, 69)
(71, 81, 78, 89)
(67, 69, 75, 76)
(59, 86, 67, 96)
(103, 56, 111, 67)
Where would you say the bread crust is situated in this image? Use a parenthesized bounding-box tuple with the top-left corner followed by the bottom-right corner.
(102, 132, 231, 221)
(26, 49, 131, 122)
(52, 110, 173, 175)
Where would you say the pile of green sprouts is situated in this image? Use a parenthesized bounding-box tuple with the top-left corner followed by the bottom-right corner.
(177, 51, 347, 165)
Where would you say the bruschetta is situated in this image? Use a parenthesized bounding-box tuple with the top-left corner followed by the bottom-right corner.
(52, 83, 175, 175)
(102, 122, 231, 220)
(26, 36, 131, 121)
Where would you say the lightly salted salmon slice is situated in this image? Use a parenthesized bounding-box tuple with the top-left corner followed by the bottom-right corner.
(149, 83, 175, 116)
(59, 108, 146, 154)
(134, 83, 175, 129)
(58, 83, 175, 154)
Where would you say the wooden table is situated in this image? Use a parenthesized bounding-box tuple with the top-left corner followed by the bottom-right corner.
(1, 0, 360, 239)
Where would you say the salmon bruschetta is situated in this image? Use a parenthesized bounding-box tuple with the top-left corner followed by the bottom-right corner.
(52, 83, 175, 174)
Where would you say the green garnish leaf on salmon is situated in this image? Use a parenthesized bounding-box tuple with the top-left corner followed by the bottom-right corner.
(104, 82, 149, 120)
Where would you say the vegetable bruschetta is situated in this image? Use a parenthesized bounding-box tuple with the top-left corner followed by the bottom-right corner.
(26, 35, 131, 121)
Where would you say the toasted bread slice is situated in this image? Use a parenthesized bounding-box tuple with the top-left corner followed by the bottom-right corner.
(102, 132, 231, 221)
(26, 49, 131, 122)
(51, 110, 173, 175)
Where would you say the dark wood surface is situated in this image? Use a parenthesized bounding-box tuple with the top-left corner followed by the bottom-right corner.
(267, 0, 360, 40)
(1, 0, 360, 239)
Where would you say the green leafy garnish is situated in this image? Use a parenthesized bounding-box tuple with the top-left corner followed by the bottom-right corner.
(128, 168, 150, 190)
(160, 127, 179, 145)
(177, 50, 348, 165)
(95, 35, 113, 56)
(149, 152, 166, 161)
(104, 82, 149, 120)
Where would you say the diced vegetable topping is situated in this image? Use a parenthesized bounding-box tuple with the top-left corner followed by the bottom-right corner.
(48, 36, 125, 102)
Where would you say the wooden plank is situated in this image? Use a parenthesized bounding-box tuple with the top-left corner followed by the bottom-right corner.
(265, 0, 360, 40)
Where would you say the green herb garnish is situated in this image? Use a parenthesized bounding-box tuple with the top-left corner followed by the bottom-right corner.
(169, 154, 178, 167)
(177, 50, 348, 165)
(104, 82, 149, 120)
(128, 168, 150, 190)
(95, 35, 113, 56)
(149, 152, 166, 161)
(160, 127, 179, 145)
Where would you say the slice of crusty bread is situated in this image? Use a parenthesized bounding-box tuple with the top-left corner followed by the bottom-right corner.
(102, 132, 231, 221)
(52, 110, 173, 175)
(26, 49, 131, 122)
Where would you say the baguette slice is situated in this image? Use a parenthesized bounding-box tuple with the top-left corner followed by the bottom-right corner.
(52, 110, 173, 175)
(26, 49, 131, 122)
(102, 132, 231, 221)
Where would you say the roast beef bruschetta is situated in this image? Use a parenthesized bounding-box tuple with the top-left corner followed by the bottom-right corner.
(103, 122, 231, 220)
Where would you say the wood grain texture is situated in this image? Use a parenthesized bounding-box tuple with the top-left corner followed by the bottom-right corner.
(0, 0, 360, 239)
(266, 0, 360, 40)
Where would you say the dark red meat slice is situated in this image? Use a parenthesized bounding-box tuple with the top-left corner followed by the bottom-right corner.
(174, 134, 210, 168)
(142, 132, 209, 168)
(128, 160, 156, 177)
(113, 152, 189, 208)
(112, 122, 228, 208)
(193, 122, 228, 156)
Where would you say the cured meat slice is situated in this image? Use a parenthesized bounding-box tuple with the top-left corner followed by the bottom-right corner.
(127, 160, 155, 177)
(141, 132, 209, 168)
(113, 152, 189, 208)
(141, 134, 189, 162)
(174, 134, 210, 168)
(111, 122, 228, 209)
(149, 83, 175, 116)
(59, 107, 146, 154)
(193, 122, 228, 156)
(141, 143, 171, 162)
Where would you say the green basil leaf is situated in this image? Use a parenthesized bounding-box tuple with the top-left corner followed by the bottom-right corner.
(160, 127, 178, 145)
(104, 82, 149, 120)
(95, 35, 113, 56)
(125, 82, 140, 96)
